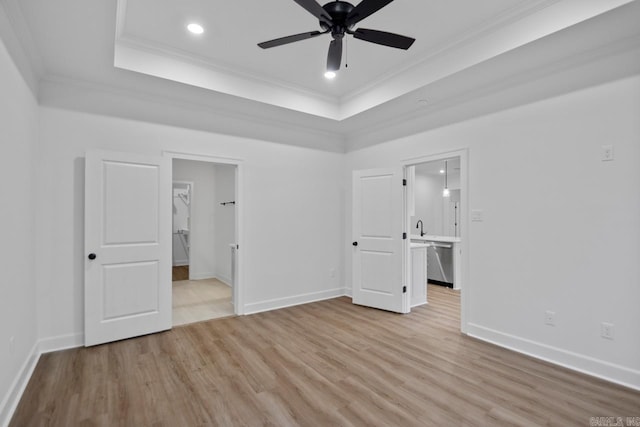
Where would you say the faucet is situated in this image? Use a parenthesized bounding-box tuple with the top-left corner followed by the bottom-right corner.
(416, 220, 426, 237)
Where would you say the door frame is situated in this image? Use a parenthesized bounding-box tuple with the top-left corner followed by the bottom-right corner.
(401, 148, 469, 333)
(165, 151, 245, 315)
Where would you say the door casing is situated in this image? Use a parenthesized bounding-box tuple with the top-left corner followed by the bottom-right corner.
(165, 151, 245, 315)
(402, 148, 469, 333)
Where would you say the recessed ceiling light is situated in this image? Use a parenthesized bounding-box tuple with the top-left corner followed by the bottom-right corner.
(439, 169, 445, 174)
(324, 71, 336, 80)
(417, 99, 429, 106)
(187, 23, 204, 35)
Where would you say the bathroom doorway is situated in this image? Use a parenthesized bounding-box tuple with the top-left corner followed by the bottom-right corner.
(170, 155, 242, 326)
(403, 149, 468, 332)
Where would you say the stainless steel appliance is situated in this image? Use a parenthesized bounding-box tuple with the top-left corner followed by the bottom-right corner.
(427, 242, 454, 287)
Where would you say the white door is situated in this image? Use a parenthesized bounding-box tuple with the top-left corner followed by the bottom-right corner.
(85, 150, 171, 346)
(352, 168, 408, 313)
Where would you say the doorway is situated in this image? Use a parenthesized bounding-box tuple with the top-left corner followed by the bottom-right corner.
(404, 150, 468, 332)
(168, 154, 243, 325)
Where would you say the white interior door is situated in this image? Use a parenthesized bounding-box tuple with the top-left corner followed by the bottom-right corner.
(85, 150, 171, 346)
(352, 168, 408, 313)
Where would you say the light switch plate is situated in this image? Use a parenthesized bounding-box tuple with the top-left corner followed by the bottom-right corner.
(471, 209, 484, 222)
(601, 145, 614, 161)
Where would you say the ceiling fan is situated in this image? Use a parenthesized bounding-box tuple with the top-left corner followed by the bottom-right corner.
(257, 0, 415, 75)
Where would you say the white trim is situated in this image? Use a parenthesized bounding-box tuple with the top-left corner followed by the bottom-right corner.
(0, 343, 39, 427)
(116, 34, 338, 107)
(38, 333, 84, 354)
(215, 275, 232, 287)
(244, 288, 347, 315)
(188, 272, 216, 281)
(467, 323, 640, 391)
(114, 0, 128, 40)
(165, 151, 245, 315)
(0, 0, 44, 95)
(0, 332, 85, 427)
(402, 148, 469, 334)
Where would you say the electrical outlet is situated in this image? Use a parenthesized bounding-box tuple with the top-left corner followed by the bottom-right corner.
(601, 145, 614, 161)
(329, 268, 336, 278)
(601, 322, 615, 340)
(544, 310, 556, 326)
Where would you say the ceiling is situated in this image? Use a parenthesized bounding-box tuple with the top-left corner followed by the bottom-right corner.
(4, 0, 640, 151)
(118, 0, 525, 99)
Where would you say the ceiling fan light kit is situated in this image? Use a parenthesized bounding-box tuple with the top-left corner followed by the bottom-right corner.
(258, 0, 415, 76)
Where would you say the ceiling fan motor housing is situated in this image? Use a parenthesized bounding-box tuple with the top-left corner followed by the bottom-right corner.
(320, 1, 355, 38)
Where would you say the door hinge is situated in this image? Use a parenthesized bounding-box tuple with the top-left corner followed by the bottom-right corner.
(402, 232, 407, 240)
(402, 286, 407, 293)
(402, 179, 407, 186)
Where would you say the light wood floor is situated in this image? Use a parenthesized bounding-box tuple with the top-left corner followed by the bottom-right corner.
(173, 278, 233, 326)
(11, 285, 640, 426)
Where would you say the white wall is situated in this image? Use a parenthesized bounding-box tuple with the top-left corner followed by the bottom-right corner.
(411, 173, 443, 236)
(345, 75, 640, 388)
(173, 159, 216, 279)
(0, 36, 38, 421)
(35, 107, 345, 342)
(411, 168, 461, 237)
(214, 164, 236, 285)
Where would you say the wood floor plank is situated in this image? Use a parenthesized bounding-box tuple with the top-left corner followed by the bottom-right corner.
(10, 285, 640, 426)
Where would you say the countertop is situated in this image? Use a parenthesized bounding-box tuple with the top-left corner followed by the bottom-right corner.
(410, 242, 430, 248)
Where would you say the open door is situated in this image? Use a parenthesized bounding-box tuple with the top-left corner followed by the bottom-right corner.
(352, 168, 408, 313)
(85, 150, 171, 346)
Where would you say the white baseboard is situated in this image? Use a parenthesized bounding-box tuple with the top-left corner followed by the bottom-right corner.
(0, 333, 84, 427)
(244, 287, 347, 315)
(38, 332, 84, 354)
(466, 323, 640, 391)
(215, 274, 232, 287)
(189, 271, 216, 280)
(172, 260, 188, 267)
(0, 342, 40, 427)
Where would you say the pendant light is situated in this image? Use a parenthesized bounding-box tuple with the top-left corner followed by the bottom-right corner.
(442, 160, 450, 198)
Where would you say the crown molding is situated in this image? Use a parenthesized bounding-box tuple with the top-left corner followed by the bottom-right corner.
(116, 34, 338, 106)
(114, 0, 340, 120)
(0, 0, 45, 95)
(339, 0, 561, 105)
(344, 20, 640, 151)
(115, 36, 341, 121)
(338, 0, 634, 120)
(38, 74, 346, 153)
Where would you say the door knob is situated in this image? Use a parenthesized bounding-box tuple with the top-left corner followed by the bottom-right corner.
(352, 242, 358, 246)
(88, 253, 97, 260)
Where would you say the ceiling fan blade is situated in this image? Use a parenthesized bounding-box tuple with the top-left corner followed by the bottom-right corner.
(258, 31, 325, 49)
(345, 0, 395, 27)
(327, 38, 343, 71)
(293, 0, 333, 25)
(352, 28, 415, 49)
